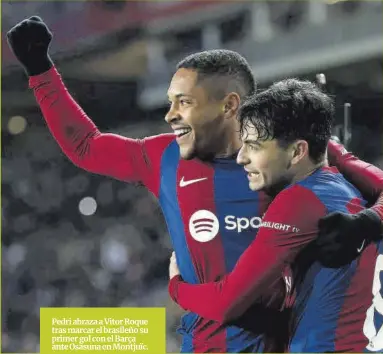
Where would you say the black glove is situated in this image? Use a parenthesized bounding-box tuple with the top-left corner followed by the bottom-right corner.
(316, 209, 382, 268)
(6, 16, 53, 76)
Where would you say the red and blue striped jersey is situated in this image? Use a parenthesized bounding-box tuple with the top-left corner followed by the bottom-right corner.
(169, 167, 378, 352)
(158, 138, 291, 353)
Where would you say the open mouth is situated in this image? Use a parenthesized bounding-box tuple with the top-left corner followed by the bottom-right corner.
(174, 128, 192, 139)
(248, 172, 260, 179)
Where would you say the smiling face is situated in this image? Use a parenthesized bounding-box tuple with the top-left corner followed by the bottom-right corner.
(236, 79, 334, 193)
(236, 124, 294, 193)
(165, 68, 227, 160)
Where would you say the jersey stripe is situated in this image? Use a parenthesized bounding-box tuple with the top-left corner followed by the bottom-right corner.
(213, 160, 265, 352)
(159, 141, 198, 284)
(158, 142, 202, 352)
(213, 161, 260, 271)
(175, 158, 227, 352)
(290, 262, 358, 352)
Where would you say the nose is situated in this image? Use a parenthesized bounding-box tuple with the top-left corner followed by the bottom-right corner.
(236, 145, 250, 166)
(165, 114, 181, 124)
(165, 105, 181, 124)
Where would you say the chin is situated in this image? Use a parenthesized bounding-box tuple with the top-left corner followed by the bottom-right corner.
(179, 146, 196, 160)
(249, 181, 264, 192)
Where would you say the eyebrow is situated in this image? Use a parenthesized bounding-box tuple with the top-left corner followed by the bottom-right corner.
(168, 93, 192, 100)
(243, 139, 262, 146)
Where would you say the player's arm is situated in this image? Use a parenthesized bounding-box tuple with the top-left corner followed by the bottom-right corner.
(7, 16, 173, 195)
(327, 140, 383, 205)
(29, 68, 173, 191)
(169, 185, 326, 323)
(316, 141, 383, 267)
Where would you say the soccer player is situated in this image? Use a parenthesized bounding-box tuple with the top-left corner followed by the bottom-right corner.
(168, 79, 380, 352)
(7, 16, 383, 353)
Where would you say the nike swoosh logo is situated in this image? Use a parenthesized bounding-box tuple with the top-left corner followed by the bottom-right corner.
(357, 239, 366, 253)
(179, 177, 208, 187)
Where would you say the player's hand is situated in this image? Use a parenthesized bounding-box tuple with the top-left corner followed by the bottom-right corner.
(316, 209, 381, 268)
(7, 16, 53, 76)
(169, 252, 180, 279)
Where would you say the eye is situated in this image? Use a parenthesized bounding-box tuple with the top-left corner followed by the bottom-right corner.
(249, 144, 260, 151)
(180, 99, 191, 106)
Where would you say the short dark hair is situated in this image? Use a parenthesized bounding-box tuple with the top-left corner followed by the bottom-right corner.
(177, 49, 256, 99)
(239, 78, 334, 162)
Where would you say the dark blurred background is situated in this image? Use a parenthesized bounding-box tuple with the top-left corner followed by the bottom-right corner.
(2, 1, 383, 352)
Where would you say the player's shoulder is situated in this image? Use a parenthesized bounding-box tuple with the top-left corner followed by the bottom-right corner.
(142, 133, 177, 153)
(274, 167, 353, 205)
(297, 166, 354, 195)
(295, 166, 365, 211)
(265, 184, 323, 219)
(142, 133, 176, 145)
(274, 183, 317, 206)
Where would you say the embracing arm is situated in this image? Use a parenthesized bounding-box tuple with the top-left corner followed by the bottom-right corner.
(169, 185, 325, 323)
(326, 140, 383, 238)
(328, 140, 383, 222)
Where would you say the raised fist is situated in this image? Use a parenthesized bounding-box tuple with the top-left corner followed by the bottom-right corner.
(7, 16, 53, 76)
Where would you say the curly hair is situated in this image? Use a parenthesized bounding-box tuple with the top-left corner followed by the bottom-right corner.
(239, 79, 335, 162)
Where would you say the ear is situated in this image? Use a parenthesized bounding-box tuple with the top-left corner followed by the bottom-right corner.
(222, 92, 241, 119)
(290, 140, 309, 165)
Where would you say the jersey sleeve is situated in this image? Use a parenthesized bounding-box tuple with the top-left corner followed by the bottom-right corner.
(327, 140, 383, 231)
(29, 67, 175, 196)
(327, 140, 383, 203)
(169, 185, 327, 323)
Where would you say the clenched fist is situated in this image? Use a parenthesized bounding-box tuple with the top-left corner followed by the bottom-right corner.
(7, 16, 53, 76)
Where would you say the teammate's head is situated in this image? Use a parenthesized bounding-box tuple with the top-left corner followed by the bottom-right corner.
(166, 50, 255, 160)
(237, 78, 334, 193)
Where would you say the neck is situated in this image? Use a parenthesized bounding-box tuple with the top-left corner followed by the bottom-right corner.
(264, 159, 327, 198)
(214, 120, 242, 159)
(291, 159, 327, 184)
